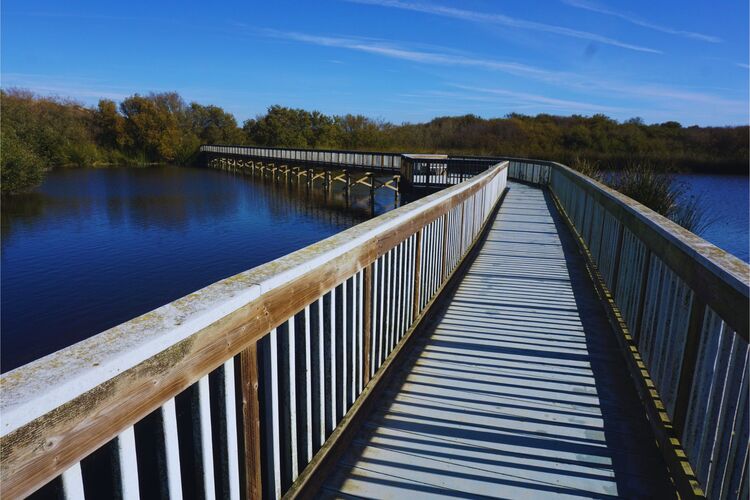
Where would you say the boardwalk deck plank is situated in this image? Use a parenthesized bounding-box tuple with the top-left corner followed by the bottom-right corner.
(324, 182, 676, 499)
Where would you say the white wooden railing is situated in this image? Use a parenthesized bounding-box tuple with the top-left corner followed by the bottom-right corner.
(200, 145, 401, 172)
(0, 161, 509, 499)
(509, 159, 749, 500)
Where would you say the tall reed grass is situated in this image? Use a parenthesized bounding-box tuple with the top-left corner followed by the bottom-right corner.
(571, 158, 712, 234)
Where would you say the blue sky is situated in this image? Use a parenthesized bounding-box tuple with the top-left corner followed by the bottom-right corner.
(2, 0, 748, 125)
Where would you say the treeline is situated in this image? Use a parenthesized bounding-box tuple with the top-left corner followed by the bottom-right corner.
(245, 106, 749, 173)
(1, 89, 243, 193)
(1, 89, 747, 194)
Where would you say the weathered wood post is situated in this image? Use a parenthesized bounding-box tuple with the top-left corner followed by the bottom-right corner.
(240, 344, 262, 500)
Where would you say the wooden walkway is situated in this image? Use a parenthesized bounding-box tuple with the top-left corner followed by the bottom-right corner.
(324, 182, 676, 499)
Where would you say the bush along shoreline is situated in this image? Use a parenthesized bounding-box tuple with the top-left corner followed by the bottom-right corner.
(1, 88, 746, 236)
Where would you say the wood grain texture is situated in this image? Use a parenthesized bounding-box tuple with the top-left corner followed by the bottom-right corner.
(240, 344, 262, 500)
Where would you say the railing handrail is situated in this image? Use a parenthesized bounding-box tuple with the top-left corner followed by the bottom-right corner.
(199, 144, 565, 165)
(0, 160, 509, 498)
(548, 161, 749, 339)
(199, 144, 404, 159)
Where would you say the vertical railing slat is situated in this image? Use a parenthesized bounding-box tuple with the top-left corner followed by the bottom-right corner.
(223, 359, 241, 500)
(198, 375, 216, 500)
(116, 426, 140, 500)
(303, 305, 313, 463)
(61, 462, 85, 500)
(360, 262, 377, 391)
(412, 230, 422, 320)
(316, 298, 326, 446)
(161, 398, 183, 500)
(286, 319, 299, 484)
(265, 329, 281, 499)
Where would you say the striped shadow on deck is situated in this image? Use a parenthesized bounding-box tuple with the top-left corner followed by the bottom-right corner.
(324, 182, 676, 499)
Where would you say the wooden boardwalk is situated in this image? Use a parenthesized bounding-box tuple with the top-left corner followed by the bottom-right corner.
(325, 182, 677, 499)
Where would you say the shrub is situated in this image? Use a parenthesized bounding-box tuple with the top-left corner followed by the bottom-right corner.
(1, 128, 45, 194)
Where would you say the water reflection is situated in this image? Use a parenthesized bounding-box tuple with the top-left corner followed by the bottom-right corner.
(0, 166, 406, 371)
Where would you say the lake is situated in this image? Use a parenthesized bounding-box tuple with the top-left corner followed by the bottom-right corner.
(1, 167, 747, 372)
(0, 166, 403, 372)
(676, 173, 749, 262)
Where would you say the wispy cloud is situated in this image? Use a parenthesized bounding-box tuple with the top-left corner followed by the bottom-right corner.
(346, 0, 661, 54)
(397, 86, 632, 116)
(263, 30, 577, 82)
(445, 84, 630, 114)
(262, 29, 746, 117)
(737, 63, 750, 70)
(561, 0, 721, 43)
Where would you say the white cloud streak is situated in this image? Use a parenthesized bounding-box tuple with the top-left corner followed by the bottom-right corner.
(561, 0, 721, 43)
(346, 0, 662, 54)
(263, 29, 746, 117)
(445, 84, 630, 114)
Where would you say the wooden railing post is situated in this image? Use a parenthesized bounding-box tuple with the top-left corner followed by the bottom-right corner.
(412, 230, 422, 319)
(362, 265, 372, 386)
(240, 344, 262, 500)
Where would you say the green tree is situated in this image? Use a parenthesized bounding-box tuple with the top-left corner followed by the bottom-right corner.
(1, 127, 45, 194)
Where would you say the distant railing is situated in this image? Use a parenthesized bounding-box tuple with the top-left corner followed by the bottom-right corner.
(0, 161, 509, 499)
(200, 145, 402, 173)
(401, 154, 551, 189)
(509, 159, 749, 500)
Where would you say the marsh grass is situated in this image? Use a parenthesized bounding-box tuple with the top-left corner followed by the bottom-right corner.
(571, 158, 712, 234)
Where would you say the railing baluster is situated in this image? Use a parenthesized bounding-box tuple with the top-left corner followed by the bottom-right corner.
(329, 290, 337, 429)
(363, 265, 372, 387)
(412, 230, 422, 319)
(378, 255, 385, 367)
(357, 270, 364, 393)
(341, 279, 348, 414)
(316, 298, 325, 446)
(61, 462, 85, 500)
(264, 329, 281, 499)
(386, 249, 394, 351)
(303, 305, 313, 463)
(351, 274, 358, 403)
(117, 428, 140, 499)
(161, 398, 183, 500)
(223, 359, 241, 500)
(198, 375, 216, 500)
(394, 243, 403, 344)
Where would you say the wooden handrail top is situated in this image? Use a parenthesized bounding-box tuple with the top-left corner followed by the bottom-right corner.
(0, 161, 510, 440)
(550, 161, 749, 338)
(199, 144, 404, 158)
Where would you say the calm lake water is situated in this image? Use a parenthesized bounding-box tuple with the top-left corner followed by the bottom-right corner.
(676, 173, 749, 262)
(1, 166, 403, 372)
(1, 167, 747, 372)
